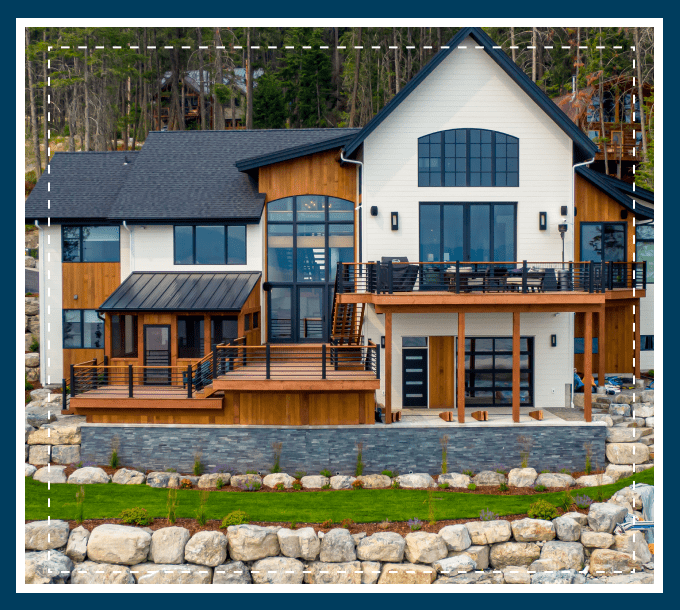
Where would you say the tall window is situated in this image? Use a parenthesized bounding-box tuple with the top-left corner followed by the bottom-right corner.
(420, 203, 516, 263)
(63, 310, 104, 348)
(418, 129, 519, 187)
(580, 222, 626, 262)
(111, 314, 137, 358)
(211, 317, 238, 346)
(636, 224, 654, 283)
(177, 316, 204, 358)
(62, 226, 120, 262)
(174, 225, 247, 265)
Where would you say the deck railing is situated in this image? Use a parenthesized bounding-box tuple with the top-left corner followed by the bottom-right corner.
(335, 260, 646, 295)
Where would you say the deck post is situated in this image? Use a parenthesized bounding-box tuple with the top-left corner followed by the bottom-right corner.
(62, 378, 67, 411)
(634, 301, 641, 380)
(521, 260, 528, 293)
(598, 306, 606, 386)
(589, 261, 594, 293)
(512, 311, 520, 423)
(128, 365, 133, 398)
(213, 344, 218, 377)
(601, 260, 606, 293)
(455, 260, 460, 293)
(70, 364, 75, 397)
(385, 312, 392, 424)
(642, 261, 647, 290)
(187, 364, 193, 398)
(387, 260, 394, 294)
(376, 342, 380, 380)
(266, 344, 271, 379)
(322, 344, 327, 379)
(584, 311, 593, 422)
(457, 312, 465, 423)
(103, 355, 108, 385)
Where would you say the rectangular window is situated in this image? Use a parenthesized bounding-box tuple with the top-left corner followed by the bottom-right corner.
(62, 226, 120, 262)
(252, 311, 260, 329)
(111, 314, 138, 358)
(211, 317, 238, 346)
(640, 335, 654, 351)
(574, 337, 599, 354)
(173, 225, 247, 265)
(177, 316, 204, 358)
(62, 310, 104, 348)
(636, 224, 654, 283)
(580, 222, 627, 263)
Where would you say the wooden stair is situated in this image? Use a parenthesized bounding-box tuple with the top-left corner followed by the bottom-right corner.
(330, 299, 365, 346)
(195, 384, 218, 399)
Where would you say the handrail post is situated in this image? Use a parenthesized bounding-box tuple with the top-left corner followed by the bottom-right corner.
(337, 263, 343, 293)
(522, 260, 528, 293)
(376, 343, 381, 380)
(103, 355, 108, 385)
(187, 364, 193, 398)
(455, 260, 460, 294)
(589, 261, 594, 293)
(601, 260, 606, 293)
(62, 378, 67, 411)
(387, 260, 394, 294)
(213, 344, 218, 378)
(643, 261, 647, 290)
(266, 344, 271, 379)
(128, 365, 133, 398)
(322, 344, 327, 379)
(70, 364, 76, 397)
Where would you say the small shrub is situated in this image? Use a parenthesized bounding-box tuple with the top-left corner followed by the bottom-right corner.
(290, 522, 297, 530)
(166, 468, 177, 473)
(75, 486, 85, 524)
(540, 469, 550, 474)
(439, 482, 450, 489)
(592, 488, 605, 503)
(321, 483, 331, 490)
(355, 442, 365, 477)
(25, 375, 33, 391)
(293, 482, 302, 491)
(109, 449, 119, 469)
(407, 518, 423, 532)
(195, 490, 210, 526)
(382, 470, 397, 478)
(119, 507, 153, 526)
(246, 469, 258, 475)
(321, 519, 333, 529)
(193, 454, 205, 477)
(584, 455, 592, 476)
(220, 510, 250, 528)
(216, 478, 224, 490)
(440, 435, 449, 474)
(180, 478, 193, 489)
(557, 490, 575, 512)
(479, 508, 498, 521)
(271, 441, 282, 473)
(527, 499, 559, 520)
(534, 484, 547, 492)
(294, 471, 307, 479)
(378, 519, 390, 531)
(499, 482, 509, 492)
(463, 469, 474, 477)
(495, 468, 507, 475)
(467, 483, 477, 491)
(560, 468, 571, 475)
(29, 338, 40, 353)
(584, 442, 593, 475)
(320, 469, 331, 478)
(391, 480, 401, 489)
(352, 479, 364, 490)
(167, 489, 178, 524)
(275, 482, 285, 491)
(340, 518, 355, 529)
(239, 480, 261, 492)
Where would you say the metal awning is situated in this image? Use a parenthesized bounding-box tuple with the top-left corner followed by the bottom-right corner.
(98, 272, 261, 312)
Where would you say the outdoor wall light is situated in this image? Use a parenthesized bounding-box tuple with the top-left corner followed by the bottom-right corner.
(561, 205, 568, 217)
(370, 205, 378, 216)
(391, 211, 399, 230)
(551, 334, 557, 347)
(381, 336, 385, 349)
(558, 220, 568, 263)
(539, 212, 547, 231)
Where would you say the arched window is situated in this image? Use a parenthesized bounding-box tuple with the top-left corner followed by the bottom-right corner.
(418, 129, 519, 187)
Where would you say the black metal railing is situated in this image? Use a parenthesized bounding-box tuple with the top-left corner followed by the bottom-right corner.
(335, 260, 646, 295)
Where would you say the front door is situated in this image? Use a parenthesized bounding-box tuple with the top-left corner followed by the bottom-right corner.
(402, 345, 428, 407)
(144, 325, 171, 385)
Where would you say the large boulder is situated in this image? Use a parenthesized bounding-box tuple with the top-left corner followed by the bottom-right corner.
(330, 475, 356, 489)
(184, 531, 228, 567)
(438, 524, 472, 552)
(251, 557, 304, 584)
(262, 473, 296, 489)
(25, 406, 58, 427)
(361, 561, 381, 584)
(25, 422, 35, 442)
(28, 445, 50, 466)
(67, 467, 111, 485)
(231, 474, 263, 489)
(438, 473, 471, 488)
(51, 445, 80, 465)
(606, 427, 643, 443)
(212, 561, 252, 584)
(301, 475, 329, 489)
(489, 542, 541, 568)
(26, 417, 83, 445)
(581, 531, 615, 548)
(65, 526, 90, 562)
(528, 558, 564, 572)
(552, 516, 581, 542)
(33, 465, 67, 483)
(146, 472, 180, 488)
(613, 394, 634, 405)
(634, 404, 654, 418)
(86, 524, 152, 565)
(575, 474, 615, 487)
(464, 520, 512, 545)
(112, 468, 146, 485)
(396, 473, 436, 489)
(403, 532, 447, 564)
(25, 352, 40, 368)
(303, 561, 363, 584)
(277, 527, 320, 561)
(540, 541, 585, 570)
(432, 555, 476, 574)
(606, 443, 650, 465)
(562, 512, 588, 526)
(613, 532, 652, 564)
(472, 471, 507, 486)
(531, 569, 586, 584)
(71, 561, 136, 584)
(356, 532, 405, 562)
(640, 390, 654, 404)
(197, 473, 231, 489)
(227, 524, 280, 562)
(378, 563, 437, 584)
(588, 503, 628, 533)
(591, 414, 614, 426)
(25, 464, 37, 478)
(319, 528, 357, 562)
(29, 388, 52, 403)
(511, 518, 556, 542)
(609, 404, 631, 417)
(605, 464, 634, 482)
(535, 473, 575, 488)
(25, 296, 39, 315)
(149, 527, 191, 564)
(133, 563, 213, 584)
(25, 550, 74, 584)
(588, 549, 642, 575)
(448, 545, 490, 570)
(502, 566, 531, 584)
(357, 474, 392, 488)
(25, 520, 70, 551)
(508, 468, 537, 488)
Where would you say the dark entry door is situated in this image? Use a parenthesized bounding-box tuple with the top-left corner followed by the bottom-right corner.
(402, 348, 428, 407)
(144, 325, 171, 385)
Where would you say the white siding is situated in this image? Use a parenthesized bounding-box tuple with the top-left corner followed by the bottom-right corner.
(640, 285, 654, 371)
(39, 224, 63, 386)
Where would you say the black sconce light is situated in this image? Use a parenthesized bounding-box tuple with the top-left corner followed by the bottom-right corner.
(539, 212, 547, 231)
(391, 212, 399, 230)
(620, 210, 629, 219)
(558, 219, 568, 264)
(262, 282, 273, 292)
(551, 334, 557, 347)
(370, 206, 378, 216)
(381, 336, 385, 349)
(560, 205, 568, 217)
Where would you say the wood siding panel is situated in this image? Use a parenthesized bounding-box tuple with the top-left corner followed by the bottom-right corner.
(63, 349, 104, 381)
(429, 336, 455, 408)
(62, 262, 121, 310)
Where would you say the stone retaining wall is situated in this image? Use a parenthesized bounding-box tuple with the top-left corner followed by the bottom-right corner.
(25, 297, 40, 381)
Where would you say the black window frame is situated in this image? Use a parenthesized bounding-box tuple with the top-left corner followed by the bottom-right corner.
(61, 226, 121, 263)
(111, 314, 138, 358)
(418, 129, 519, 187)
(636, 224, 654, 284)
(173, 224, 248, 265)
(177, 315, 205, 359)
(580, 221, 628, 263)
(574, 337, 599, 355)
(640, 335, 654, 351)
(62, 309, 105, 349)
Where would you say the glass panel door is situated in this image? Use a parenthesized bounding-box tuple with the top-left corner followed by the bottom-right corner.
(298, 286, 324, 341)
(269, 287, 293, 341)
(144, 325, 171, 385)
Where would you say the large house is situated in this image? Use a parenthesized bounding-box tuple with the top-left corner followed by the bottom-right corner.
(25, 28, 651, 428)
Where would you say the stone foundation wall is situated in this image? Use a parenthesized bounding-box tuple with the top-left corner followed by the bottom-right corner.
(25, 297, 40, 382)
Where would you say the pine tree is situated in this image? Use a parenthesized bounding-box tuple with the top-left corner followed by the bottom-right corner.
(253, 74, 286, 129)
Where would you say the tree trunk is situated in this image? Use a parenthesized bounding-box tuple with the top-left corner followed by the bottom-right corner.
(349, 28, 362, 128)
(171, 35, 184, 130)
(246, 28, 253, 129)
(198, 28, 206, 130)
(394, 28, 400, 94)
(42, 29, 48, 167)
(26, 29, 42, 177)
(155, 30, 162, 131)
(419, 27, 424, 70)
(214, 28, 225, 130)
(407, 27, 412, 80)
(511, 27, 516, 63)
(333, 27, 340, 109)
(84, 37, 90, 151)
(634, 28, 648, 158)
(531, 28, 537, 82)
(599, 28, 609, 171)
(67, 87, 76, 151)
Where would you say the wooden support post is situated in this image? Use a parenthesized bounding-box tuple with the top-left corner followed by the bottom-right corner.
(634, 301, 641, 379)
(598, 307, 606, 386)
(512, 311, 520, 423)
(385, 312, 392, 425)
(584, 311, 593, 422)
(457, 313, 465, 423)
(528, 410, 543, 421)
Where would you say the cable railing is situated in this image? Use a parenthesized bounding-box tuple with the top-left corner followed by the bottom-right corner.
(335, 260, 646, 295)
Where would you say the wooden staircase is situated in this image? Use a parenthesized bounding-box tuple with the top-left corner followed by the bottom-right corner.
(330, 299, 365, 345)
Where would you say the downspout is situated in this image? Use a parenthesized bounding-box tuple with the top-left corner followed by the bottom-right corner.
(339, 149, 364, 263)
(33, 220, 46, 385)
(122, 221, 133, 274)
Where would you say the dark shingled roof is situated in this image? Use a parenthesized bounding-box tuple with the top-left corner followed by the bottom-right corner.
(98, 272, 261, 312)
(576, 166, 654, 219)
(25, 151, 138, 223)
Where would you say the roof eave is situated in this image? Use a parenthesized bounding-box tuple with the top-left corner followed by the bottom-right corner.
(576, 167, 654, 220)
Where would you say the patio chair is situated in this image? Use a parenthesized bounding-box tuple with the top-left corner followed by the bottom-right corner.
(378, 257, 420, 292)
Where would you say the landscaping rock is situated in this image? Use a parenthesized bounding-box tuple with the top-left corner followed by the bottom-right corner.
(403, 531, 447, 564)
(25, 550, 74, 584)
(213, 561, 252, 584)
(25, 520, 70, 551)
(301, 475, 329, 489)
(25, 464, 37, 478)
(614, 394, 634, 404)
(87, 524, 152, 565)
(464, 520, 512, 545)
(277, 527, 320, 561)
(330, 475, 356, 489)
(356, 532, 405, 562)
(112, 468, 146, 485)
(27, 418, 83, 445)
(640, 390, 653, 403)
(540, 541, 585, 570)
(262, 473, 296, 489)
(251, 557, 304, 584)
(432, 555, 476, 574)
(438, 524, 472, 552)
(448, 545, 490, 569)
(148, 527, 191, 564)
(528, 558, 564, 572)
(357, 474, 391, 488)
(361, 561, 381, 584)
(535, 473, 575, 488)
(351, 532, 366, 545)
(65, 526, 90, 562)
(71, 561, 136, 584)
(575, 474, 615, 487)
(581, 531, 614, 549)
(396, 473, 436, 488)
(489, 542, 541, 568)
(588, 549, 642, 575)
(604, 465, 634, 483)
(231, 474, 263, 489)
(606, 443, 649, 465)
(511, 518, 556, 542)
(319, 528, 357, 562)
(378, 563, 436, 584)
(588, 503, 628, 533)
(531, 569, 586, 584)
(29, 388, 52, 403)
(33, 465, 67, 484)
(609, 404, 631, 417)
(197, 473, 230, 489)
(25, 352, 40, 368)
(508, 468, 537, 488)
(609, 487, 643, 512)
(25, 422, 35, 442)
(634, 404, 654, 418)
(146, 472, 180, 488)
(598, 573, 654, 584)
(591, 414, 614, 426)
(51, 445, 80, 465)
(434, 571, 503, 584)
(227, 524, 280, 562)
(303, 561, 362, 584)
(438, 473, 471, 488)
(28, 445, 50, 465)
(25, 406, 58, 427)
(68, 466, 110, 485)
(184, 531, 228, 567)
(613, 532, 652, 564)
(133, 563, 212, 584)
(503, 566, 531, 584)
(472, 470, 507, 486)
(552, 517, 581, 542)
(25, 296, 39, 315)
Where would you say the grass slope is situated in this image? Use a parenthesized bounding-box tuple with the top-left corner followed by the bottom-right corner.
(25, 469, 653, 524)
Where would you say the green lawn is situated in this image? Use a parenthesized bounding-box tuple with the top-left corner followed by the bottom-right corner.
(25, 469, 652, 524)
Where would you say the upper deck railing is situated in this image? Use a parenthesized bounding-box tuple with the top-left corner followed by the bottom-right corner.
(335, 260, 646, 295)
